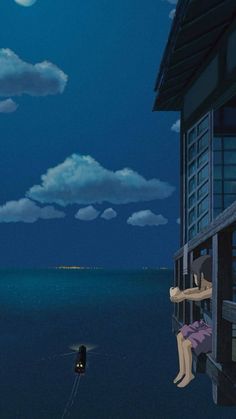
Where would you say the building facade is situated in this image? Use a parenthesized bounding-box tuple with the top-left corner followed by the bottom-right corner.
(154, 0, 236, 405)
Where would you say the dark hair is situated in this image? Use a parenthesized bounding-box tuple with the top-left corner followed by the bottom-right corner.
(190, 255, 212, 290)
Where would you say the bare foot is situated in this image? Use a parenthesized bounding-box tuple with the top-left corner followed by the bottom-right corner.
(173, 372, 185, 384)
(177, 373, 195, 388)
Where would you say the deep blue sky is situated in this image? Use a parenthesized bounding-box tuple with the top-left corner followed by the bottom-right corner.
(0, 0, 180, 268)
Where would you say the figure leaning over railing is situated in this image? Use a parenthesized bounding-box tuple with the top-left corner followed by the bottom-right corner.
(170, 255, 212, 388)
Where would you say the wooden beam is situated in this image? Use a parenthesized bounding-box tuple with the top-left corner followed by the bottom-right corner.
(188, 251, 193, 322)
(172, 315, 182, 335)
(174, 200, 236, 260)
(212, 233, 219, 360)
(222, 300, 236, 323)
(181, 0, 228, 31)
(177, 1, 235, 48)
(212, 232, 232, 363)
(173, 260, 178, 319)
(206, 355, 236, 405)
(175, 22, 227, 52)
(168, 46, 210, 72)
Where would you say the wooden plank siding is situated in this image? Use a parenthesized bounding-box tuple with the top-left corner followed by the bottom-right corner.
(206, 355, 236, 405)
(222, 300, 236, 323)
(212, 232, 232, 363)
(174, 200, 236, 260)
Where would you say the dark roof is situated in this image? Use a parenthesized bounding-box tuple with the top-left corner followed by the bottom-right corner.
(153, 0, 236, 111)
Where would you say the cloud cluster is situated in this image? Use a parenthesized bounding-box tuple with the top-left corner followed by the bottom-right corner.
(1, 154, 174, 225)
(15, 0, 37, 6)
(165, 0, 178, 4)
(127, 210, 168, 227)
(27, 154, 175, 206)
(0, 198, 65, 223)
(176, 217, 180, 224)
(171, 119, 180, 133)
(101, 208, 117, 220)
(75, 206, 117, 221)
(0, 49, 68, 97)
(0, 98, 18, 113)
(75, 205, 100, 221)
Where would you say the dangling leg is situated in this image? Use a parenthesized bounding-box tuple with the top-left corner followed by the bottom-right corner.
(177, 339, 195, 388)
(173, 332, 185, 383)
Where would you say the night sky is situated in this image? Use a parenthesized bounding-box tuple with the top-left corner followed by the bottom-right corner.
(0, 0, 180, 269)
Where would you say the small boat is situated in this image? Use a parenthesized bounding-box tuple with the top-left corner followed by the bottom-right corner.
(74, 345, 86, 374)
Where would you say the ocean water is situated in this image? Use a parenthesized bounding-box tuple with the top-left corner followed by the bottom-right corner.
(0, 269, 236, 419)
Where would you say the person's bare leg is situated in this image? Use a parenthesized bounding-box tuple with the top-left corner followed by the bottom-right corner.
(173, 332, 185, 383)
(177, 339, 195, 388)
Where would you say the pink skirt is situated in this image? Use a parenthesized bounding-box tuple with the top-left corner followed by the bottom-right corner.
(179, 320, 212, 356)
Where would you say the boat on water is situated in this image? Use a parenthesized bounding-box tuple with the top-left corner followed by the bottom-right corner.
(74, 345, 86, 374)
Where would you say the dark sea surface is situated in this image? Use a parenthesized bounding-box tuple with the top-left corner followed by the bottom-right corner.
(0, 269, 236, 419)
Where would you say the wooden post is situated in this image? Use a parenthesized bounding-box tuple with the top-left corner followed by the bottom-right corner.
(179, 257, 184, 323)
(212, 231, 232, 363)
(191, 247, 201, 322)
(189, 251, 194, 323)
(174, 259, 178, 319)
(177, 258, 180, 320)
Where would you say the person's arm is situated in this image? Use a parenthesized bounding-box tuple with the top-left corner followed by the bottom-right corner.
(184, 287, 212, 301)
(183, 287, 200, 295)
(170, 287, 212, 303)
(169, 288, 196, 302)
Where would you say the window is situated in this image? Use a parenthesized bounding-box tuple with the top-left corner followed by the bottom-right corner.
(188, 128, 196, 144)
(214, 96, 236, 216)
(198, 164, 208, 184)
(189, 144, 196, 160)
(224, 181, 236, 193)
(198, 196, 208, 216)
(214, 208, 222, 217)
(198, 149, 208, 167)
(198, 115, 209, 135)
(185, 112, 211, 240)
(214, 180, 221, 193)
(189, 208, 196, 225)
(224, 137, 236, 149)
(224, 151, 236, 164)
(214, 194, 223, 207)
(225, 166, 236, 178)
(214, 166, 223, 179)
(214, 151, 222, 165)
(213, 137, 222, 150)
(189, 176, 196, 193)
(198, 132, 208, 153)
(198, 213, 209, 231)
(189, 225, 196, 240)
(188, 193, 195, 208)
(188, 161, 196, 176)
(198, 181, 208, 199)
(224, 195, 236, 207)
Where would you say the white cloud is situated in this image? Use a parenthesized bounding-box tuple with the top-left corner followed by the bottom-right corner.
(171, 119, 180, 133)
(15, 0, 37, 6)
(27, 154, 175, 206)
(166, 0, 178, 4)
(75, 205, 100, 221)
(0, 98, 18, 113)
(127, 210, 168, 227)
(169, 9, 176, 19)
(0, 49, 68, 97)
(176, 217, 180, 224)
(0, 198, 65, 223)
(101, 208, 117, 220)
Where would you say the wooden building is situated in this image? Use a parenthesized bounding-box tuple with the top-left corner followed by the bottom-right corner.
(154, 0, 236, 405)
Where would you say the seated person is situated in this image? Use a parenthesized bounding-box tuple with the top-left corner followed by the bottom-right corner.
(169, 254, 212, 388)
